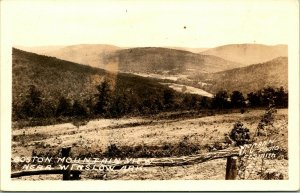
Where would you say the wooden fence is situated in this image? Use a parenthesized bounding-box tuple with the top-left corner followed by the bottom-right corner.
(11, 146, 240, 180)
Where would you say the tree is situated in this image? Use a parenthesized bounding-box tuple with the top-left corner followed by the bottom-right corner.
(28, 85, 42, 104)
(37, 99, 56, 118)
(212, 90, 230, 109)
(21, 85, 57, 118)
(84, 97, 95, 116)
(261, 87, 276, 107)
(274, 87, 288, 108)
(200, 96, 211, 109)
(21, 85, 43, 117)
(72, 100, 87, 117)
(163, 89, 175, 109)
(247, 91, 261, 107)
(94, 80, 112, 116)
(182, 94, 201, 110)
(56, 96, 72, 116)
(110, 93, 131, 117)
(230, 91, 245, 108)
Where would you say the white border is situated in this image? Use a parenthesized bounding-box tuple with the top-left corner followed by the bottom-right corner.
(1, 0, 299, 191)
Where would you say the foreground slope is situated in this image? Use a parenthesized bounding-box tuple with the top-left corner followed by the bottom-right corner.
(12, 108, 288, 180)
(202, 44, 287, 66)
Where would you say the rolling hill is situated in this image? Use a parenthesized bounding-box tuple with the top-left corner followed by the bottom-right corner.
(19, 45, 241, 75)
(102, 47, 241, 74)
(195, 57, 288, 94)
(14, 44, 288, 98)
(201, 44, 288, 66)
(12, 48, 189, 110)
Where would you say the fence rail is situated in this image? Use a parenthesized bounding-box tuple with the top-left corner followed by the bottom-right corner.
(11, 169, 81, 179)
(11, 147, 241, 180)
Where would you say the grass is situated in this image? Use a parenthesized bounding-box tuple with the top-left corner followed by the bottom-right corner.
(11, 108, 288, 180)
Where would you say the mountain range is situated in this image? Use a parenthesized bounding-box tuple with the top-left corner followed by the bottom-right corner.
(14, 43, 288, 97)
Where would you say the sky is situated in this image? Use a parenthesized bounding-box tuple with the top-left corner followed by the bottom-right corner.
(5, 0, 297, 48)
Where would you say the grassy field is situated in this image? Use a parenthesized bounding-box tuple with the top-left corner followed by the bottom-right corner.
(11, 108, 288, 180)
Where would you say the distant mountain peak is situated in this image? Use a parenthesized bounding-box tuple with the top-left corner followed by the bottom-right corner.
(202, 44, 288, 65)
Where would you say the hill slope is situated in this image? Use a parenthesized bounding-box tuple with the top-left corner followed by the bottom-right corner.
(12, 48, 184, 109)
(103, 47, 241, 74)
(196, 57, 288, 94)
(20, 45, 241, 74)
(202, 44, 287, 66)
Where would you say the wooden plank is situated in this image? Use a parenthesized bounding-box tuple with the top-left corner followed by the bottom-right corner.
(11, 169, 81, 178)
(11, 147, 240, 179)
(71, 147, 240, 168)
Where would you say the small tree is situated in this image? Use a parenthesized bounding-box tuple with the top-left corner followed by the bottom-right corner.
(94, 80, 112, 116)
(110, 93, 131, 117)
(256, 106, 277, 137)
(182, 95, 194, 110)
(212, 90, 230, 109)
(274, 87, 288, 108)
(56, 96, 72, 116)
(261, 87, 276, 107)
(163, 88, 175, 109)
(230, 91, 245, 108)
(37, 99, 56, 118)
(229, 121, 251, 146)
(72, 100, 87, 117)
(200, 96, 211, 109)
(21, 85, 42, 117)
(247, 92, 261, 107)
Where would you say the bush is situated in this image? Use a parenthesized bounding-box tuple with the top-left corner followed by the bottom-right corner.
(229, 121, 251, 146)
(256, 106, 277, 137)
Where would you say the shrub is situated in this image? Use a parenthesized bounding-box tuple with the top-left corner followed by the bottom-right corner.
(229, 121, 251, 146)
(256, 106, 277, 137)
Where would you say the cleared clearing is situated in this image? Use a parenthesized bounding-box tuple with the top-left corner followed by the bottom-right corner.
(12, 109, 288, 180)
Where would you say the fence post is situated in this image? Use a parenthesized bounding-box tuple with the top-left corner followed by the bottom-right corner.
(71, 171, 81, 180)
(225, 156, 238, 180)
(62, 146, 71, 180)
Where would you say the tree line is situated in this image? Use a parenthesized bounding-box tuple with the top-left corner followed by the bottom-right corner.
(211, 87, 288, 109)
(13, 81, 288, 121)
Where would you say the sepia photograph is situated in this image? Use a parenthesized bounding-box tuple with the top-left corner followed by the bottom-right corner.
(1, 0, 299, 191)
